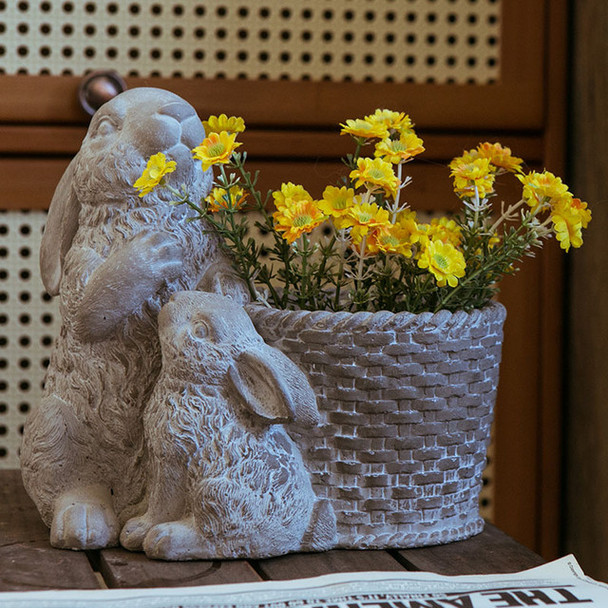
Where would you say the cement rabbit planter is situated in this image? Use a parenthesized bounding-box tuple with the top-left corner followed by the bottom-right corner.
(121, 291, 337, 560)
(21, 88, 246, 550)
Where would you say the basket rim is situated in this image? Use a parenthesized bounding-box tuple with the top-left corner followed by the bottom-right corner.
(245, 301, 506, 334)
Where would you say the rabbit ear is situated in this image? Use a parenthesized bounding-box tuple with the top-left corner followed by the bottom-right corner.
(40, 157, 81, 296)
(228, 349, 319, 426)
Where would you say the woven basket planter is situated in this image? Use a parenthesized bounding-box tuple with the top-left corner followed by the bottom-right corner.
(246, 301, 507, 550)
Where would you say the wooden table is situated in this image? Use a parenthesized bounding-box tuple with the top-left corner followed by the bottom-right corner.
(0, 469, 545, 592)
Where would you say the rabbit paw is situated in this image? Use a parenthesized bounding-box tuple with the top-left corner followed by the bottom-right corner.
(75, 231, 184, 342)
(51, 494, 119, 550)
(137, 232, 184, 282)
(143, 517, 210, 561)
(119, 514, 157, 551)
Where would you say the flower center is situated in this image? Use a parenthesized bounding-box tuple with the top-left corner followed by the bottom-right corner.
(382, 234, 400, 246)
(432, 253, 449, 271)
(149, 167, 162, 180)
(209, 143, 226, 157)
(294, 214, 312, 227)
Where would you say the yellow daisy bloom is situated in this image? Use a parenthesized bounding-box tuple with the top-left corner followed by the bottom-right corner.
(476, 142, 523, 174)
(318, 185, 356, 230)
(192, 131, 242, 172)
(205, 186, 247, 213)
(427, 217, 462, 247)
(570, 197, 592, 229)
(345, 201, 391, 242)
(417, 240, 466, 288)
(450, 157, 496, 200)
(366, 222, 414, 257)
(374, 132, 425, 164)
(394, 209, 421, 239)
(340, 118, 389, 140)
(203, 114, 246, 135)
(273, 199, 327, 244)
(517, 170, 571, 210)
(449, 149, 481, 171)
(350, 157, 400, 197)
(133, 152, 177, 197)
(551, 197, 592, 251)
(272, 182, 313, 211)
(365, 109, 413, 133)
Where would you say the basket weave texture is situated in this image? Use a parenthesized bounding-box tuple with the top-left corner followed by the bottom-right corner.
(246, 302, 507, 549)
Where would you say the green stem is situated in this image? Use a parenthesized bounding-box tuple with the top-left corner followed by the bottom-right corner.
(488, 198, 526, 235)
(392, 163, 403, 222)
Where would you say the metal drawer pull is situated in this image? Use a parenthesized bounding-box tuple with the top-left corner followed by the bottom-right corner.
(78, 70, 127, 116)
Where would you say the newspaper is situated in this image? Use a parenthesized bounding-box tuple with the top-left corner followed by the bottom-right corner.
(1, 555, 607, 608)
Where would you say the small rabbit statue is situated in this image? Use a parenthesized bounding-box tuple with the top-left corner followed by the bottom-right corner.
(21, 88, 247, 550)
(120, 291, 337, 560)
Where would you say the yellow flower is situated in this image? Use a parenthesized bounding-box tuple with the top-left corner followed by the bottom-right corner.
(450, 157, 496, 200)
(318, 185, 356, 230)
(571, 197, 592, 229)
(449, 149, 481, 170)
(205, 186, 247, 213)
(367, 222, 414, 257)
(517, 170, 571, 210)
(427, 217, 462, 247)
(192, 131, 242, 172)
(272, 182, 313, 211)
(417, 240, 466, 288)
(340, 118, 389, 140)
(273, 199, 326, 244)
(365, 109, 413, 133)
(345, 201, 391, 243)
(374, 132, 425, 164)
(133, 152, 177, 197)
(476, 142, 523, 174)
(203, 114, 246, 135)
(551, 197, 592, 251)
(349, 157, 400, 197)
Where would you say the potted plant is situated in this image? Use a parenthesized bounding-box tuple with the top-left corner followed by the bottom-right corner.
(133, 109, 590, 549)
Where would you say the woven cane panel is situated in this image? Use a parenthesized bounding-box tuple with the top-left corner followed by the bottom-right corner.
(0, 210, 61, 470)
(0, 0, 501, 84)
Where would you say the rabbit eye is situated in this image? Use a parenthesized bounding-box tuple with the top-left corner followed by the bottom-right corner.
(94, 117, 117, 138)
(193, 321, 210, 340)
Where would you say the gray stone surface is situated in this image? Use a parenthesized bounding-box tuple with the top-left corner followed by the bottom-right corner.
(120, 291, 336, 560)
(248, 302, 506, 550)
(20, 87, 246, 551)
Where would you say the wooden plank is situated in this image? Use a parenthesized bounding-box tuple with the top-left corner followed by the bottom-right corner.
(536, 0, 569, 561)
(492, 251, 543, 551)
(0, 124, 544, 163)
(0, 75, 545, 131)
(0, 125, 87, 154)
(396, 524, 545, 575)
(0, 156, 530, 212)
(97, 548, 261, 589)
(253, 549, 406, 581)
(0, 470, 100, 591)
(0, 157, 69, 209)
(565, 0, 608, 581)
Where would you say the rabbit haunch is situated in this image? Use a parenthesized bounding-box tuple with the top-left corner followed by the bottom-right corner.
(21, 87, 244, 551)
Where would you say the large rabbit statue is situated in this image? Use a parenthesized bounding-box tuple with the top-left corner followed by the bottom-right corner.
(21, 88, 247, 550)
(120, 291, 337, 560)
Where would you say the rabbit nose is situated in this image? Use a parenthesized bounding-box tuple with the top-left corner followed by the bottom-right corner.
(159, 101, 197, 124)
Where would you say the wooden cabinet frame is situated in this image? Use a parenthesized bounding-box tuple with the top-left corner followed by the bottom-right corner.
(0, 0, 567, 558)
